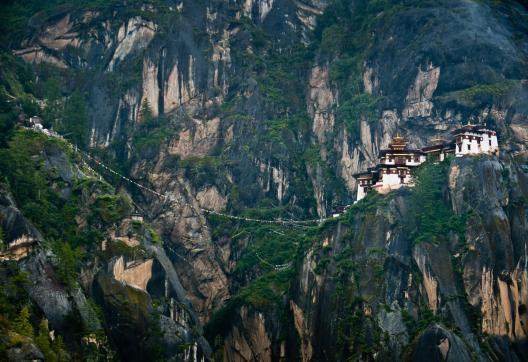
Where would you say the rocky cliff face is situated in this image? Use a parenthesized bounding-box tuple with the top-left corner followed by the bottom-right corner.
(0, 131, 211, 360)
(1, 0, 528, 360)
(209, 155, 528, 361)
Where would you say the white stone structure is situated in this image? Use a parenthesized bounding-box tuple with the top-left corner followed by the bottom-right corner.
(372, 168, 413, 194)
(355, 175, 371, 201)
(453, 124, 499, 157)
(353, 135, 425, 202)
(353, 124, 499, 202)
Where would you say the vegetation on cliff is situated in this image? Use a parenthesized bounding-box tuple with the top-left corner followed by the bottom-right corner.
(406, 160, 466, 245)
(0, 127, 190, 359)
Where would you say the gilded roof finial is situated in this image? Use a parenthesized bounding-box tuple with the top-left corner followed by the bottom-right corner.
(390, 132, 406, 149)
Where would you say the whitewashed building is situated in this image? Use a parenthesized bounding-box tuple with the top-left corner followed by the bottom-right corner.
(353, 135, 426, 201)
(452, 124, 499, 156)
(353, 124, 499, 202)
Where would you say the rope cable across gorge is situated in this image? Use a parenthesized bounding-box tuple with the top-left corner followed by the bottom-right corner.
(28, 126, 340, 226)
(83, 149, 299, 270)
(76, 148, 330, 226)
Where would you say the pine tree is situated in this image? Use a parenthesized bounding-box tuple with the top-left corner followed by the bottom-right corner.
(406, 160, 465, 245)
(63, 90, 88, 148)
(139, 99, 155, 125)
(13, 306, 33, 337)
(52, 335, 66, 358)
(53, 241, 83, 288)
(35, 319, 57, 362)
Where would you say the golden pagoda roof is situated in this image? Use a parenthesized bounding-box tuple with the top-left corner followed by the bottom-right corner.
(389, 133, 407, 150)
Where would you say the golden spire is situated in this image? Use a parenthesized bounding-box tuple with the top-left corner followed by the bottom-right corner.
(390, 132, 406, 150)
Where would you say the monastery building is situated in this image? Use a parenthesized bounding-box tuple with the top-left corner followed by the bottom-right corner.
(353, 124, 499, 202)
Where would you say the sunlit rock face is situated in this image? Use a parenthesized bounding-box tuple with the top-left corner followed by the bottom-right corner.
(110, 256, 154, 291)
(108, 17, 157, 72)
(402, 64, 440, 119)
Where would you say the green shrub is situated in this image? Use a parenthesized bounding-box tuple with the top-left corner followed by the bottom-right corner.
(131, 104, 174, 155)
(0, 130, 79, 240)
(61, 90, 89, 148)
(90, 193, 131, 226)
(238, 270, 293, 307)
(52, 240, 84, 288)
(435, 80, 521, 108)
(405, 161, 466, 245)
(175, 156, 230, 189)
(0, 269, 30, 322)
(337, 93, 386, 133)
(315, 0, 398, 137)
(147, 226, 162, 245)
(321, 25, 347, 55)
(35, 319, 58, 362)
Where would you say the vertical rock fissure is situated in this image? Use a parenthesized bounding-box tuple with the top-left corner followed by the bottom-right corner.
(158, 47, 167, 115)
